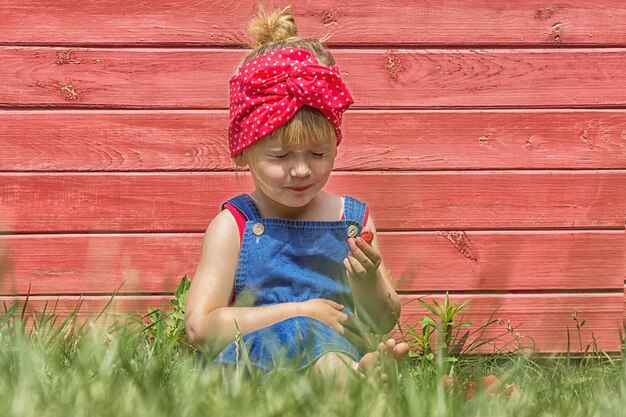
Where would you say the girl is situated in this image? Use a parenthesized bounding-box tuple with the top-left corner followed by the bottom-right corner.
(185, 6, 408, 383)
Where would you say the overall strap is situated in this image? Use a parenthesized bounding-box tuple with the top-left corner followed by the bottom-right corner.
(343, 196, 368, 225)
(221, 194, 262, 221)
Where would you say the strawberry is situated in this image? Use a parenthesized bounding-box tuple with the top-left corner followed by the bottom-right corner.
(464, 380, 478, 399)
(442, 375, 459, 392)
(482, 374, 500, 398)
(483, 374, 500, 392)
(360, 226, 374, 245)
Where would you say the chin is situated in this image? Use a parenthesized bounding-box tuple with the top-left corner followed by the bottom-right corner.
(280, 189, 317, 207)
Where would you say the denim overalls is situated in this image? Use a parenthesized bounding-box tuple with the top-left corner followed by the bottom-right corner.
(214, 193, 368, 372)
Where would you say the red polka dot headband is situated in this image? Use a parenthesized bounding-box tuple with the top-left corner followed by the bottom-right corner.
(228, 47, 354, 157)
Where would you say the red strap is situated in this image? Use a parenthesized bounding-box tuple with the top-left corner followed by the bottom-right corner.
(223, 203, 247, 306)
(224, 203, 247, 244)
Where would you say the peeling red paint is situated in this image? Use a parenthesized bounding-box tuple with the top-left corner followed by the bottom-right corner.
(59, 83, 79, 101)
(580, 128, 595, 149)
(383, 49, 405, 82)
(535, 7, 555, 20)
(441, 231, 478, 262)
(321, 10, 337, 25)
(55, 50, 73, 65)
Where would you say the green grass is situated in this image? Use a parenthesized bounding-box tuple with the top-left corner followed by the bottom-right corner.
(0, 284, 623, 417)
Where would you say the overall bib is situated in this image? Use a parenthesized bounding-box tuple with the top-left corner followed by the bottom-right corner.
(214, 194, 369, 372)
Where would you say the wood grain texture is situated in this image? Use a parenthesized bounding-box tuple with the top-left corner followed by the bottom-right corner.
(2, 293, 621, 352)
(2, 110, 626, 172)
(1, 172, 624, 233)
(1, 0, 624, 354)
(2, 48, 626, 108)
(0, 231, 623, 296)
(1, 1, 625, 46)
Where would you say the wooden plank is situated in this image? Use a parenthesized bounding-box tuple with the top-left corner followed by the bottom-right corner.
(0, 231, 623, 296)
(1, 171, 624, 232)
(2, 48, 626, 108)
(1, 293, 621, 352)
(1, 1, 625, 46)
(387, 231, 626, 292)
(2, 110, 626, 172)
(398, 293, 624, 353)
(0, 234, 200, 296)
(0, 295, 170, 328)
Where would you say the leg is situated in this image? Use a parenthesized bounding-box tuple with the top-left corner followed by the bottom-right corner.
(310, 352, 358, 389)
(356, 338, 410, 391)
(310, 339, 410, 390)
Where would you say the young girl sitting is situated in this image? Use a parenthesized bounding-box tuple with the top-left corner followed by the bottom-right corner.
(185, 5, 409, 384)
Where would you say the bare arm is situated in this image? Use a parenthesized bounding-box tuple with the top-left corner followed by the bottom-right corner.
(344, 215, 401, 334)
(185, 210, 358, 354)
(185, 210, 304, 354)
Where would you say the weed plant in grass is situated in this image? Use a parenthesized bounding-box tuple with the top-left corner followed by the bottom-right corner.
(0, 285, 623, 417)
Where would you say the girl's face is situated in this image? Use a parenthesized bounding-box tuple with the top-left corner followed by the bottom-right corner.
(249, 135, 337, 211)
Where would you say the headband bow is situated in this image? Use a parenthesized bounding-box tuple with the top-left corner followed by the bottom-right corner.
(228, 47, 353, 157)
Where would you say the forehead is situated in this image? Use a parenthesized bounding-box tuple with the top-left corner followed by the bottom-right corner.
(261, 135, 334, 150)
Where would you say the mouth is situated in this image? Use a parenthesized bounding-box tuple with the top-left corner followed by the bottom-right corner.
(289, 185, 312, 192)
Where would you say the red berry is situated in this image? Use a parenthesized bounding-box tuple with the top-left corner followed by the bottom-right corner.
(360, 226, 374, 244)
(483, 374, 500, 392)
(464, 380, 478, 399)
(442, 375, 459, 392)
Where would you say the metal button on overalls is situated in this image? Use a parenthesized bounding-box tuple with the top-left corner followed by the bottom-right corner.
(252, 223, 265, 236)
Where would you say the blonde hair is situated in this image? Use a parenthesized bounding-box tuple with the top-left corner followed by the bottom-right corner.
(233, 5, 338, 170)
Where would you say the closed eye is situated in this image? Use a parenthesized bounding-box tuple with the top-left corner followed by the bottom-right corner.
(312, 152, 328, 157)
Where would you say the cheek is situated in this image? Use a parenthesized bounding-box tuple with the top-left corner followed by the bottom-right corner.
(319, 157, 335, 176)
(320, 164, 332, 177)
(258, 163, 288, 181)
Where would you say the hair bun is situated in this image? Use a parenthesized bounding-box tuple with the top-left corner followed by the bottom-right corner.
(247, 5, 299, 47)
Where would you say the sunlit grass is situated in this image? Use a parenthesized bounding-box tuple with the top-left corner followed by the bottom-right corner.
(0, 284, 623, 417)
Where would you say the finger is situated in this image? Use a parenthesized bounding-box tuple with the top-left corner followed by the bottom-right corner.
(343, 257, 362, 283)
(343, 257, 355, 277)
(353, 237, 382, 267)
(324, 299, 345, 310)
(346, 254, 368, 279)
(347, 239, 377, 270)
(336, 311, 349, 323)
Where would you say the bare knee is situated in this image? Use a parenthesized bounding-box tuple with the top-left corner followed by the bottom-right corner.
(312, 352, 356, 376)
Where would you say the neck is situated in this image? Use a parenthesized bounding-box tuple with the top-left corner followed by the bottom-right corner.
(250, 190, 321, 220)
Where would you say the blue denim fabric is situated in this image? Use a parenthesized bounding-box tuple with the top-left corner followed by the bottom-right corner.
(214, 194, 368, 372)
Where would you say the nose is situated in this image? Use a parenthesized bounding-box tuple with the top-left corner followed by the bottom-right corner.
(289, 158, 311, 178)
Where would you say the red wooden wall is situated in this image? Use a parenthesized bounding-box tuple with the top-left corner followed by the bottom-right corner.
(1, 1, 625, 353)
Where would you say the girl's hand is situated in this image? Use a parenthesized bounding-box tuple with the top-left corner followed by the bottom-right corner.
(344, 236, 382, 284)
(299, 298, 370, 347)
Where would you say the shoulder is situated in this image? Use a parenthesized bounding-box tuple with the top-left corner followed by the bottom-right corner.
(203, 208, 241, 250)
(211, 208, 240, 229)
